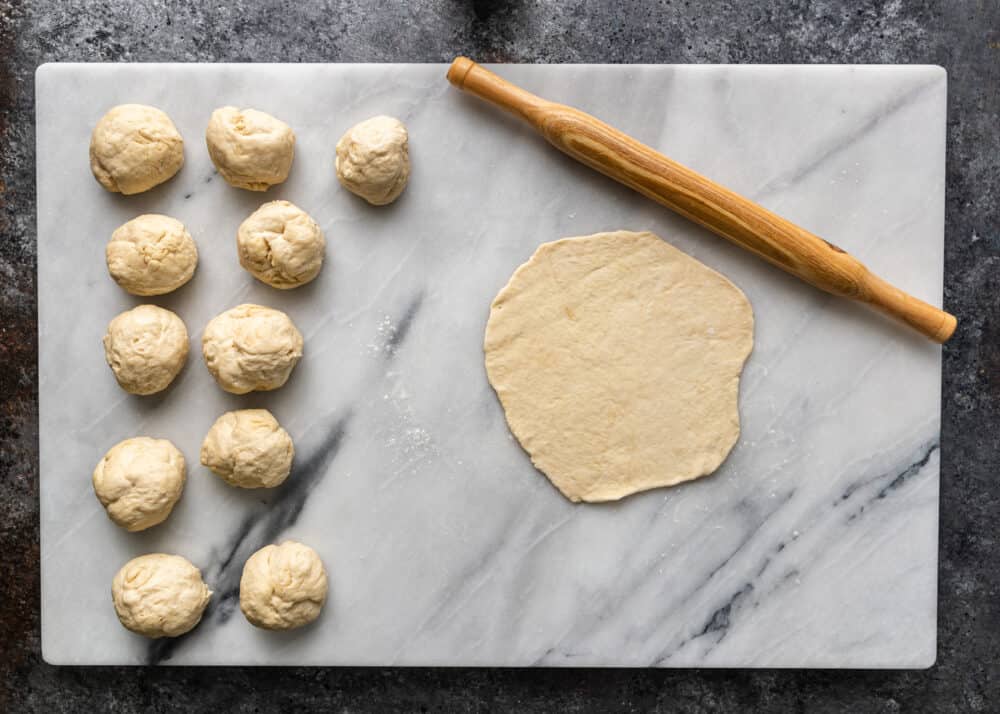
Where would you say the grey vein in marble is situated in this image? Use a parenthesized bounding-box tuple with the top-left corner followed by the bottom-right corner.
(148, 410, 353, 665)
(36, 64, 945, 667)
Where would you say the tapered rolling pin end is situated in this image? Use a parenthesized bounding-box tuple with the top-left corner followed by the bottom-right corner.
(447, 57, 476, 88)
(937, 314, 958, 344)
(863, 272, 957, 344)
(447, 57, 548, 123)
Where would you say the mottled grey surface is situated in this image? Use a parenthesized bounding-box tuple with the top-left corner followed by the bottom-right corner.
(1, 0, 998, 711)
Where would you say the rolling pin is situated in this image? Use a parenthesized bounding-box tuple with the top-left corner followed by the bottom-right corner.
(446, 57, 956, 344)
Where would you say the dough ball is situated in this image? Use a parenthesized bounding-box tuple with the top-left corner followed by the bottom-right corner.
(106, 214, 198, 296)
(484, 231, 754, 503)
(103, 304, 189, 395)
(90, 104, 184, 195)
(201, 304, 303, 394)
(205, 107, 295, 191)
(112, 553, 211, 638)
(335, 115, 410, 205)
(200, 409, 294, 488)
(92, 436, 186, 531)
(240, 541, 327, 630)
(237, 201, 325, 289)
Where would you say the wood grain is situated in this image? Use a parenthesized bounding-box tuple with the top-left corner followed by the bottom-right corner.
(447, 57, 956, 344)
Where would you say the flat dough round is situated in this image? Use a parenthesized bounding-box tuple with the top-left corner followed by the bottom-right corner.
(484, 230, 754, 503)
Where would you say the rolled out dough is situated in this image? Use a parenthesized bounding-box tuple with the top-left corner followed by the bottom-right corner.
(483, 230, 754, 503)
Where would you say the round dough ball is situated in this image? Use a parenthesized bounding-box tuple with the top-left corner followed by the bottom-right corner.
(103, 304, 189, 395)
(237, 201, 325, 289)
(106, 214, 198, 296)
(335, 115, 410, 205)
(200, 409, 294, 488)
(240, 541, 327, 630)
(112, 554, 211, 638)
(484, 231, 754, 503)
(90, 104, 184, 195)
(201, 304, 303, 394)
(205, 107, 295, 191)
(92, 437, 186, 531)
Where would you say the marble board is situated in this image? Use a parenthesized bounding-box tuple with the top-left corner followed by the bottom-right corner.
(36, 64, 945, 667)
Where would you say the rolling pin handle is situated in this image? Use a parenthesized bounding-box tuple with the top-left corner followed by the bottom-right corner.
(447, 57, 547, 124)
(446, 56, 476, 88)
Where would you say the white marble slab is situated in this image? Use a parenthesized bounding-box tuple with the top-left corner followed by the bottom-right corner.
(36, 63, 945, 667)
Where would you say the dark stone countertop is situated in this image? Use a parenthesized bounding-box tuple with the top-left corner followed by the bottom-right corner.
(2, 1, 997, 711)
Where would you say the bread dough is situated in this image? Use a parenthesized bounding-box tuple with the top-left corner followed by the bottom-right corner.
(239, 541, 327, 630)
(112, 553, 212, 638)
(201, 304, 303, 394)
(103, 304, 189, 395)
(90, 104, 184, 195)
(237, 201, 325, 289)
(205, 107, 295, 191)
(106, 214, 198, 296)
(200, 409, 294, 488)
(484, 230, 754, 503)
(93, 437, 186, 531)
(335, 115, 410, 205)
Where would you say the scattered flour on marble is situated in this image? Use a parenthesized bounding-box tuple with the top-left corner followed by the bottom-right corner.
(368, 314, 398, 357)
(369, 314, 437, 473)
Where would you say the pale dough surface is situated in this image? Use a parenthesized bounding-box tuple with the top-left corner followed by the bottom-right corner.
(89, 104, 184, 195)
(240, 541, 328, 630)
(484, 230, 754, 503)
(205, 107, 295, 191)
(103, 304, 189, 395)
(237, 200, 325, 289)
(106, 214, 198, 296)
(111, 553, 212, 638)
(335, 115, 410, 205)
(201, 409, 294, 488)
(92, 436, 186, 532)
(201, 304, 303, 394)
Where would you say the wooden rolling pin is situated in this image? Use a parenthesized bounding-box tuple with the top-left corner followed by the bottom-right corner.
(446, 57, 956, 344)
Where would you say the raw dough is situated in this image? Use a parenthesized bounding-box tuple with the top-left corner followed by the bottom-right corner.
(112, 553, 212, 638)
(335, 115, 410, 205)
(237, 200, 325, 289)
(103, 304, 189, 395)
(240, 541, 327, 630)
(106, 214, 198, 296)
(484, 230, 754, 503)
(93, 436, 186, 531)
(90, 104, 184, 195)
(201, 304, 303, 394)
(200, 409, 294, 488)
(205, 107, 295, 191)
